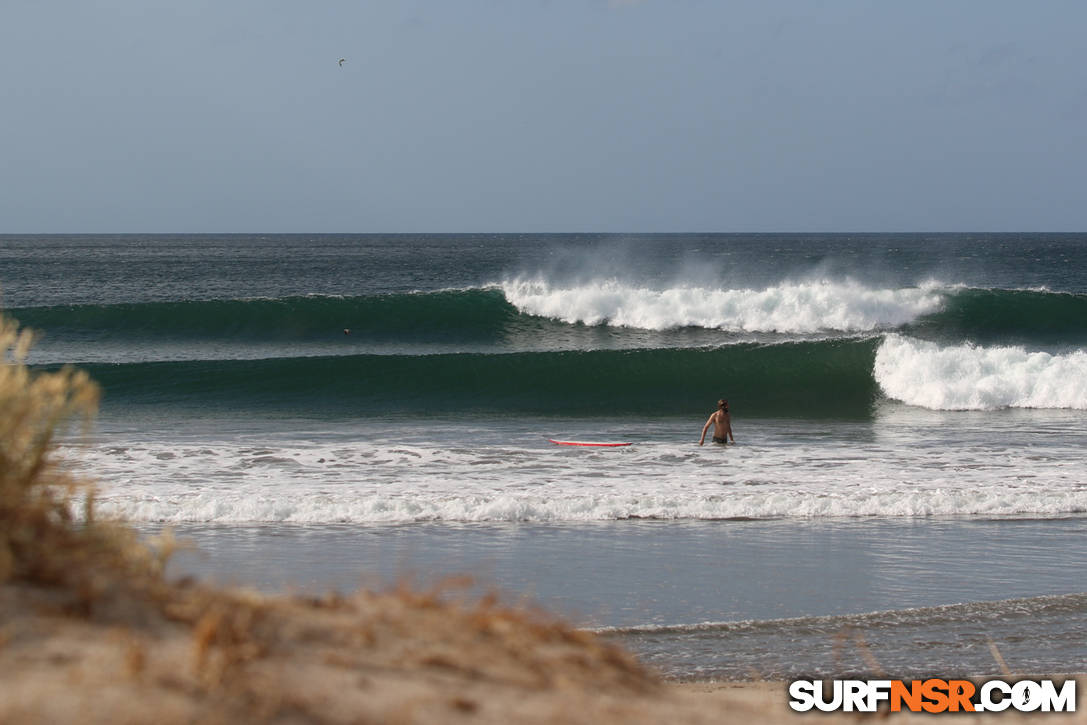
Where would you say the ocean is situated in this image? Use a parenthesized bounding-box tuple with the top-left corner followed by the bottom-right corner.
(3, 233, 1086, 680)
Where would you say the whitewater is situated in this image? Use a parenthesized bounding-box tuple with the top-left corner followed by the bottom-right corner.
(79, 416, 1087, 523)
(498, 277, 947, 333)
(51, 271, 1087, 524)
(876, 334, 1087, 410)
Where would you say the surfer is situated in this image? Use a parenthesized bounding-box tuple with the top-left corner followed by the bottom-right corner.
(699, 399, 734, 446)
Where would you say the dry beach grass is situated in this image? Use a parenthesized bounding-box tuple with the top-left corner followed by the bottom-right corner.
(0, 312, 1082, 723)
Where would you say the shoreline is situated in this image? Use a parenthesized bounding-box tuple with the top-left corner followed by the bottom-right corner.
(149, 519, 1087, 682)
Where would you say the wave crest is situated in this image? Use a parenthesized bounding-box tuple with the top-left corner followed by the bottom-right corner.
(500, 278, 944, 333)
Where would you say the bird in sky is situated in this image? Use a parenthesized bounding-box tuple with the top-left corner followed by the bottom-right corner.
(338, 58, 346, 67)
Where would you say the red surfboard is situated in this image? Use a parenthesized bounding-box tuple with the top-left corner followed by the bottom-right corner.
(548, 439, 632, 447)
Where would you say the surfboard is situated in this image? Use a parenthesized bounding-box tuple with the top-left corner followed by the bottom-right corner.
(548, 439, 632, 447)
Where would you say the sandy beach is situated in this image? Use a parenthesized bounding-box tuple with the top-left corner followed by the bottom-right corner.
(1, 572, 750, 724)
(3, 574, 1083, 723)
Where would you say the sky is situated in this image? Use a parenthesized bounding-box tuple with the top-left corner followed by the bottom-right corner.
(2, 1, 1086, 233)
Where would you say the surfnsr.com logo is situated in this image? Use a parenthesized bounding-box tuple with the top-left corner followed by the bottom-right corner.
(788, 678, 1077, 713)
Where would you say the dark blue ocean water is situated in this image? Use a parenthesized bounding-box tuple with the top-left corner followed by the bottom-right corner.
(4, 233, 1086, 678)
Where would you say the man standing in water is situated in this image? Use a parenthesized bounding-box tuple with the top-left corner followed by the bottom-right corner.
(699, 398, 734, 445)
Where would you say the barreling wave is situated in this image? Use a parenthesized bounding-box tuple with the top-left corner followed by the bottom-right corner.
(905, 287, 1087, 345)
(57, 332, 1087, 416)
(7, 290, 522, 342)
(13, 283, 1087, 349)
(78, 340, 882, 418)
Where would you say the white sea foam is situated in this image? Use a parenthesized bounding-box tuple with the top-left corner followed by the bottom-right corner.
(92, 478, 1087, 522)
(89, 488, 1087, 524)
(875, 334, 1087, 410)
(498, 278, 945, 333)
(72, 424, 1087, 524)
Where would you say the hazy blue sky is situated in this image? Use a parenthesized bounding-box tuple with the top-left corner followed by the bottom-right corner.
(3, 1, 1085, 232)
